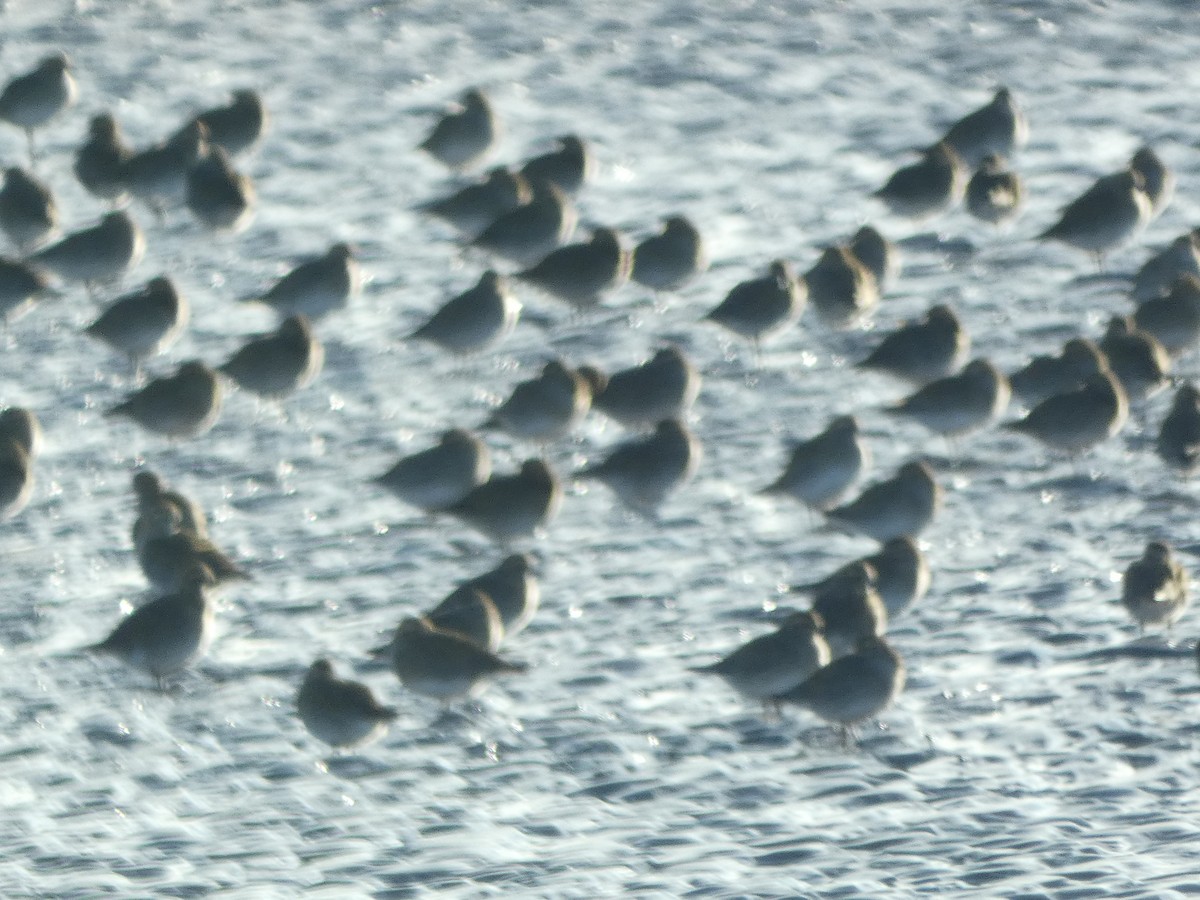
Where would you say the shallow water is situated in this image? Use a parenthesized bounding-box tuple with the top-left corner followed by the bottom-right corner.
(3, 0, 1200, 896)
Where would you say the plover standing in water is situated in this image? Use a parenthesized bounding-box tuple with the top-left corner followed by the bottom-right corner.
(374, 429, 491, 512)
(186, 146, 256, 232)
(470, 180, 577, 266)
(137, 530, 248, 595)
(1098, 315, 1170, 403)
(28, 211, 144, 289)
(886, 358, 1011, 440)
(0, 167, 57, 251)
(705, 260, 804, 346)
(809, 561, 888, 658)
(690, 611, 830, 713)
(1039, 168, 1151, 268)
(125, 121, 209, 219)
(131, 469, 208, 554)
(105, 360, 222, 440)
(576, 418, 700, 514)
(794, 537, 929, 620)
(1132, 231, 1200, 303)
(825, 461, 940, 542)
(857, 304, 969, 386)
(419, 88, 499, 172)
(760, 415, 871, 512)
(582, 346, 700, 430)
(0, 258, 53, 325)
(1130, 147, 1173, 219)
(249, 243, 360, 320)
(631, 216, 709, 293)
(296, 659, 397, 750)
(379, 617, 527, 701)
(0, 436, 33, 520)
(847, 225, 899, 292)
(1133, 274, 1200, 358)
(425, 586, 504, 652)
(187, 89, 267, 157)
(0, 53, 77, 160)
(1156, 384, 1200, 477)
(1121, 541, 1189, 633)
(519, 135, 591, 197)
(443, 459, 562, 544)
(805, 246, 879, 329)
(1004, 371, 1128, 454)
(409, 270, 520, 356)
(965, 154, 1024, 225)
(74, 114, 133, 205)
(516, 227, 631, 309)
(484, 359, 594, 443)
(420, 167, 531, 236)
(1009, 338, 1109, 407)
(84, 276, 188, 372)
(461, 553, 539, 639)
(873, 142, 964, 220)
(0, 406, 42, 458)
(219, 314, 324, 400)
(940, 87, 1029, 169)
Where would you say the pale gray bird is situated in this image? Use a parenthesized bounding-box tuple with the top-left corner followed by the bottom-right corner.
(410, 271, 520, 355)
(443, 459, 562, 544)
(886, 358, 1010, 439)
(186, 145, 256, 232)
(519, 134, 591, 197)
(794, 537, 929, 620)
(484, 359, 594, 443)
(805, 245, 879, 329)
(1099, 315, 1170, 403)
(1133, 274, 1200, 357)
(219, 314, 324, 399)
(1132, 231, 1200, 303)
(28, 211, 144, 288)
(760, 415, 871, 512)
(1121, 541, 1188, 632)
(825, 461, 941, 543)
(296, 659, 397, 749)
(419, 88, 499, 171)
(0, 259, 53, 324)
(1009, 338, 1109, 407)
(690, 611, 830, 711)
(249, 243, 360, 320)
(425, 586, 504, 652)
(583, 346, 701, 431)
(773, 636, 906, 743)
(940, 87, 1029, 169)
(1156, 384, 1200, 477)
(470, 180, 577, 266)
(0, 167, 57, 251)
(74, 113, 133, 204)
(847, 225, 899, 291)
(873, 142, 964, 220)
(856, 304, 969, 386)
(810, 561, 888, 658)
(420, 167, 531, 236)
(105, 360, 222, 440)
(965, 154, 1024, 225)
(188, 89, 267, 157)
(131, 469, 208, 555)
(517, 227, 631, 308)
(1130, 146, 1173, 219)
(380, 617, 526, 701)
(576, 418, 700, 514)
(631, 215, 708, 292)
(125, 121, 209, 218)
(374, 429, 491, 512)
(705, 260, 804, 345)
(1039, 168, 1151, 268)
(461, 553, 540, 639)
(137, 530, 248, 595)
(84, 276, 188, 370)
(1004, 371, 1128, 454)
(0, 53, 77, 159)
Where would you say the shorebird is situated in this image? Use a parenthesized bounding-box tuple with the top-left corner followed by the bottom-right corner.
(0, 52, 77, 161)
(419, 88, 499, 171)
(939, 87, 1028, 169)
(809, 561, 888, 658)
(760, 415, 871, 512)
(84, 276, 188, 372)
(965, 154, 1024, 225)
(805, 245, 879, 329)
(1009, 338, 1109, 407)
(248, 243, 360, 320)
(442, 459, 562, 544)
(137, 530, 248, 595)
(461, 553, 539, 639)
(519, 134, 591, 196)
(1098, 315, 1170, 403)
(125, 121, 209, 219)
(793, 537, 929, 620)
(516, 227, 631, 309)
(187, 89, 267, 157)
(1004, 371, 1128, 454)
(410, 271, 520, 356)
(186, 146, 256, 232)
(1132, 231, 1200, 303)
(1121, 541, 1189, 633)
(856, 304, 969, 386)
(379, 617, 526, 701)
(1156, 384, 1200, 477)
(105, 360, 222, 440)
(576, 418, 700, 514)
(873, 142, 964, 220)
(1130, 146, 1173, 218)
(374, 429, 491, 512)
(885, 358, 1010, 440)
(484, 359, 593, 443)
(0, 258, 53, 325)
(1133, 274, 1200, 357)
(847, 225, 899, 292)
(420, 167, 531, 236)
(1039, 167, 1151, 269)
(425, 586, 504, 652)
(704, 260, 804, 346)
(296, 659, 396, 749)
(130, 469, 208, 553)
(28, 211, 144, 290)
(0, 167, 57, 251)
(825, 461, 940, 542)
(631, 215, 708, 293)
(74, 113, 133, 205)
(218, 314, 324, 400)
(582, 346, 700, 431)
(470, 180, 577, 266)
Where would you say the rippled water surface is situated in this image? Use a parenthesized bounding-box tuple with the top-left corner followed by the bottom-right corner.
(4, 1, 1200, 896)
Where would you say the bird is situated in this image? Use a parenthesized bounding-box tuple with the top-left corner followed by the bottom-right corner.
(1156, 384, 1200, 477)
(825, 460, 941, 543)
(0, 52, 77, 160)
(248, 243, 360, 320)
(576, 418, 700, 514)
(1009, 337, 1109, 407)
(519, 134, 591, 196)
(856, 304, 969, 386)
(873, 142, 964, 220)
(1133, 274, 1200, 357)
(460, 553, 540, 639)
(516, 227, 631, 309)
(105, 360, 222, 440)
(187, 89, 268, 157)
(374, 429, 491, 512)
(137, 530, 248, 595)
(130, 469, 208, 554)
(885, 358, 1010, 440)
(296, 659, 397, 749)
(0, 406, 42, 458)
(1098, 315, 1170, 404)
(847, 225, 899, 292)
(1039, 168, 1151, 268)
(0, 167, 57, 251)
(1132, 231, 1200, 303)
(84, 276, 188, 372)
(582, 346, 701, 431)
(772, 636, 906, 744)
(965, 154, 1024, 225)
(0, 438, 33, 520)
(804, 245, 879, 329)
(630, 215, 708, 292)
(793, 537, 929, 620)
(379, 617, 526, 701)
(419, 88, 500, 171)
(409, 270, 520, 356)
(690, 611, 830, 712)
(185, 145, 256, 232)
(484, 359, 594, 443)
(470, 179, 577, 266)
(73, 113, 133, 204)
(124, 121, 209, 218)
(1003, 371, 1128, 454)
(1121, 541, 1189, 633)
(809, 561, 888, 658)
(425, 586, 504, 652)
(420, 166, 532, 236)
(939, 87, 1029, 169)
(442, 459, 562, 544)
(218, 314, 324, 400)
(760, 415, 871, 511)
(28, 211, 144, 289)
(88, 566, 216, 687)
(0, 258, 53, 325)
(1130, 146, 1173, 219)
(704, 260, 804, 346)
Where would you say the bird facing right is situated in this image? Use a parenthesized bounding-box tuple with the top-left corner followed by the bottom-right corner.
(1121, 541, 1189, 633)
(297, 659, 397, 750)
